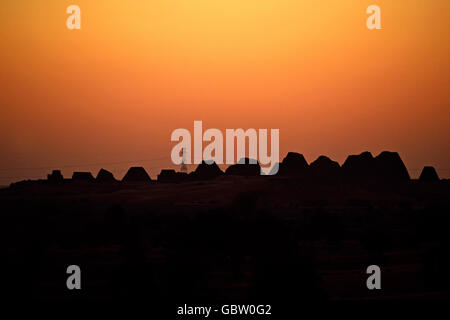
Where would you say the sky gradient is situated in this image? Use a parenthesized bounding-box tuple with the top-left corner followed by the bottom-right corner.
(1, 0, 449, 183)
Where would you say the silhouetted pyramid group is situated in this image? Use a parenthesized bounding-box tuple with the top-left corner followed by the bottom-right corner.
(12, 150, 442, 188)
(341, 151, 410, 182)
(275, 151, 414, 183)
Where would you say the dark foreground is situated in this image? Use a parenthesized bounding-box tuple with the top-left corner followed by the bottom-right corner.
(1, 176, 450, 309)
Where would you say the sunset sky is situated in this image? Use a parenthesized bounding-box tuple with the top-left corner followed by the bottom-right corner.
(1, 0, 449, 183)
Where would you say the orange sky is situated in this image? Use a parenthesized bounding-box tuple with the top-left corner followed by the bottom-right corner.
(0, 0, 449, 183)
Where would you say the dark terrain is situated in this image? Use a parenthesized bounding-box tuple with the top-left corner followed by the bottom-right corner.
(1, 151, 450, 306)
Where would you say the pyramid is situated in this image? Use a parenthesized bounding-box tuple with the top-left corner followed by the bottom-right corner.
(225, 158, 260, 176)
(309, 155, 341, 182)
(190, 161, 223, 180)
(278, 152, 309, 176)
(342, 151, 376, 182)
(419, 166, 439, 181)
(96, 168, 116, 182)
(374, 151, 410, 181)
(122, 167, 151, 182)
(47, 170, 63, 183)
(72, 171, 95, 181)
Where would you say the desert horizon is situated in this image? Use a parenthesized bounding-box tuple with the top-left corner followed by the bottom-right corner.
(2, 149, 448, 186)
(1, 1, 449, 187)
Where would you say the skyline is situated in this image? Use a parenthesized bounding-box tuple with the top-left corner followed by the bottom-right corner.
(1, 0, 449, 184)
(0, 149, 442, 184)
